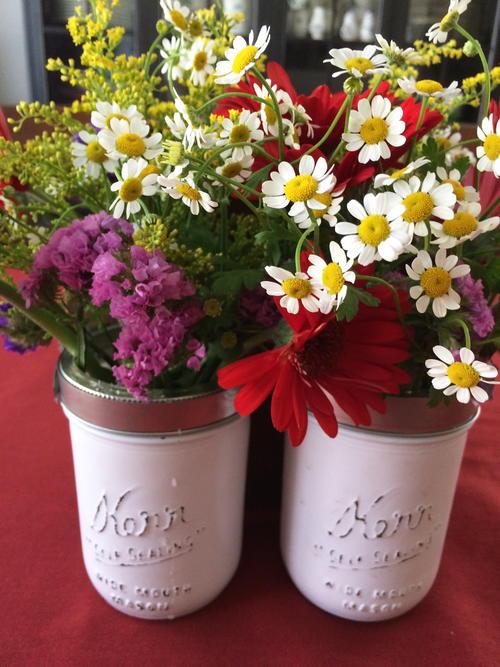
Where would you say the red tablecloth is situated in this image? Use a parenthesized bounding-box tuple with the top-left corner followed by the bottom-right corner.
(1, 342, 499, 666)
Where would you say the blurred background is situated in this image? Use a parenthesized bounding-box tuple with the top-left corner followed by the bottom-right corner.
(0, 0, 499, 106)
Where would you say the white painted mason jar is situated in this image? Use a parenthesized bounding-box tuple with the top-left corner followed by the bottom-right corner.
(281, 398, 479, 622)
(56, 353, 250, 620)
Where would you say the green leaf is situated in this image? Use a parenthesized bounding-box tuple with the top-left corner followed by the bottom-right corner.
(335, 288, 360, 322)
(211, 268, 263, 296)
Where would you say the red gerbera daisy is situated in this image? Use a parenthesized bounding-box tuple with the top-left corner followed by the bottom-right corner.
(218, 285, 411, 446)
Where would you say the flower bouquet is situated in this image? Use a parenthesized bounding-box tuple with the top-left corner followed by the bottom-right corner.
(0, 0, 499, 620)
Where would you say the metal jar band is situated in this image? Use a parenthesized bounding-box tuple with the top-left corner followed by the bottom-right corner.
(55, 351, 237, 434)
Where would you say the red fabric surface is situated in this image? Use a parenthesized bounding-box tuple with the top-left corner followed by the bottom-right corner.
(0, 342, 499, 666)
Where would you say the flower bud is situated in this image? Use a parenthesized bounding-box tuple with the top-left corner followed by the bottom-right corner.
(156, 19, 168, 34)
(343, 77, 363, 95)
(463, 40, 478, 57)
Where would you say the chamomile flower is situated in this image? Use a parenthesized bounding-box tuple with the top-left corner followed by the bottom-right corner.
(71, 130, 118, 178)
(166, 99, 214, 151)
(343, 95, 406, 164)
(374, 34, 422, 66)
(186, 39, 216, 86)
(161, 0, 190, 32)
(336, 192, 410, 265)
(160, 36, 184, 81)
(374, 157, 430, 188)
(214, 151, 254, 185)
(216, 110, 263, 160)
(398, 77, 461, 101)
(158, 172, 218, 215)
(253, 82, 292, 136)
(324, 45, 390, 79)
(405, 248, 469, 317)
(436, 166, 479, 204)
(447, 145, 476, 167)
(425, 346, 497, 404)
(293, 189, 344, 229)
(426, 0, 471, 44)
(90, 101, 144, 131)
(476, 114, 500, 177)
(262, 155, 335, 220)
(307, 242, 355, 311)
(392, 173, 456, 238)
(214, 26, 271, 86)
(430, 201, 499, 248)
(98, 117, 162, 161)
(110, 158, 159, 219)
(433, 126, 462, 152)
(261, 267, 322, 314)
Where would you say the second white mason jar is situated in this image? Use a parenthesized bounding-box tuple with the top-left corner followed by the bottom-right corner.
(281, 397, 478, 621)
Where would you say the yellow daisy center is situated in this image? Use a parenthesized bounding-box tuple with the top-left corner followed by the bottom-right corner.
(391, 166, 409, 180)
(203, 298, 222, 317)
(419, 267, 451, 297)
(85, 140, 106, 163)
(188, 17, 203, 38)
(442, 212, 478, 238)
(263, 97, 277, 125)
(311, 191, 332, 218)
(138, 164, 160, 180)
(106, 112, 128, 128)
(442, 178, 465, 200)
(344, 56, 374, 74)
(116, 133, 146, 157)
(229, 124, 250, 143)
(176, 183, 202, 200)
(231, 45, 259, 74)
(169, 9, 188, 31)
(119, 177, 142, 202)
(484, 134, 500, 160)
(359, 117, 388, 145)
(281, 277, 312, 299)
(193, 50, 208, 71)
(221, 162, 243, 178)
(447, 362, 480, 388)
(322, 262, 345, 295)
(402, 191, 434, 223)
(436, 137, 452, 149)
(284, 174, 318, 202)
(221, 331, 237, 349)
(415, 79, 443, 95)
(358, 214, 390, 246)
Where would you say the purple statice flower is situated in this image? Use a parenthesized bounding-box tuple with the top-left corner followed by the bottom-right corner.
(239, 288, 281, 328)
(20, 211, 133, 307)
(0, 303, 40, 354)
(185, 338, 207, 371)
(455, 274, 494, 338)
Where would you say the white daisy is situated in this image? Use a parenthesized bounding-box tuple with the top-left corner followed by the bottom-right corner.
(71, 130, 118, 178)
(186, 39, 216, 86)
(293, 189, 344, 229)
(261, 266, 322, 314)
(405, 248, 470, 318)
(262, 155, 335, 220)
(431, 201, 499, 248)
(426, 0, 472, 44)
(374, 157, 430, 188)
(166, 98, 214, 151)
(110, 158, 159, 219)
(374, 34, 422, 66)
(436, 166, 479, 204)
(433, 126, 462, 152)
(98, 117, 163, 161)
(392, 172, 456, 238)
(447, 145, 476, 167)
(253, 81, 292, 136)
(476, 114, 500, 177)
(398, 77, 461, 101)
(214, 151, 254, 185)
(214, 26, 271, 86)
(90, 101, 144, 131)
(324, 45, 389, 79)
(425, 346, 497, 403)
(216, 110, 263, 160)
(158, 172, 218, 215)
(343, 95, 406, 164)
(161, 0, 190, 32)
(160, 36, 184, 81)
(307, 241, 355, 312)
(336, 192, 411, 265)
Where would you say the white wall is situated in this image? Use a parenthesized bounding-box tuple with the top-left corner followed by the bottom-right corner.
(0, 1, 32, 105)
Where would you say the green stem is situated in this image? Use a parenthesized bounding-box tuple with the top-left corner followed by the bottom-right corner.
(454, 24, 491, 120)
(442, 138, 479, 153)
(449, 317, 472, 348)
(196, 91, 276, 115)
(252, 68, 286, 161)
(354, 273, 410, 336)
(298, 94, 351, 165)
(0, 209, 49, 242)
(195, 137, 277, 182)
(295, 227, 314, 273)
(0, 279, 78, 356)
(367, 74, 383, 102)
(327, 94, 354, 166)
(408, 97, 429, 162)
(189, 155, 263, 198)
(143, 31, 164, 75)
(480, 195, 500, 219)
